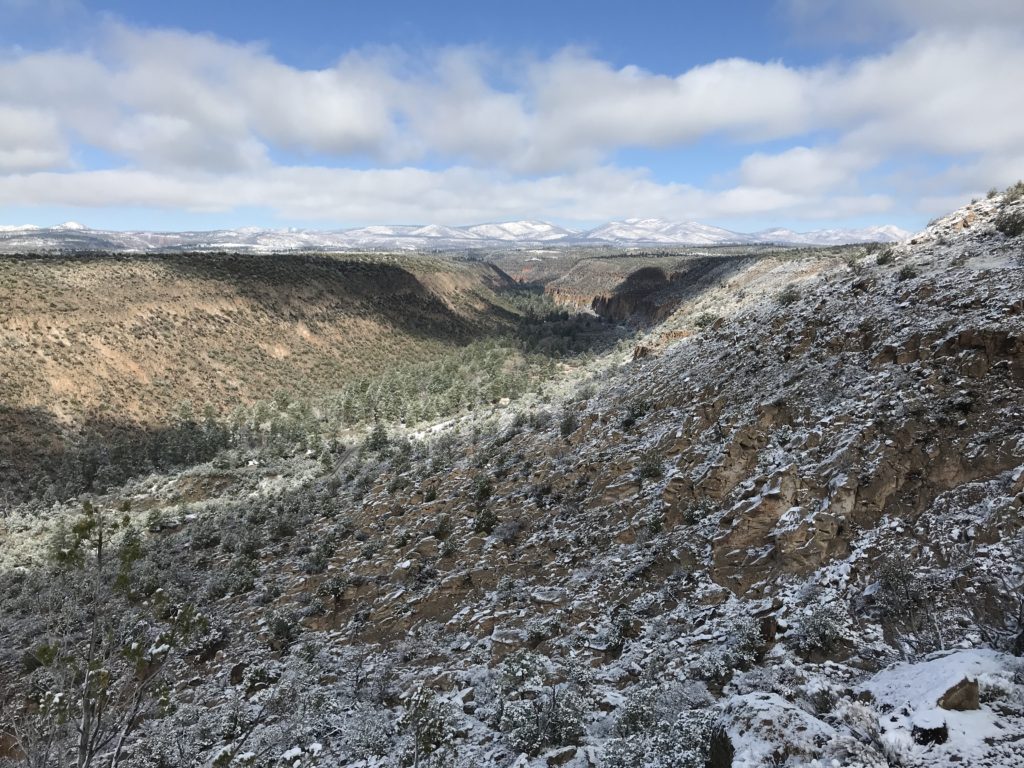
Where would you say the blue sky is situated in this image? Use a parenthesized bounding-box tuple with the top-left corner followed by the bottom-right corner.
(1, 0, 1023, 232)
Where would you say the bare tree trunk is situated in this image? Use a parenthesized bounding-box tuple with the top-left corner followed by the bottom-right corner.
(77, 678, 94, 768)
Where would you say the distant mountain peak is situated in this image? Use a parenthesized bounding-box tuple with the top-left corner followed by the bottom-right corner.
(0, 218, 910, 252)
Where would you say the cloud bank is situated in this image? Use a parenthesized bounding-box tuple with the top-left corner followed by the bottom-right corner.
(1, 8, 1023, 226)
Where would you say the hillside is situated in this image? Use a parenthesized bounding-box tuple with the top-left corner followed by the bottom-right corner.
(0, 251, 611, 502)
(0, 251, 517, 423)
(524, 245, 867, 327)
(1, 188, 1023, 767)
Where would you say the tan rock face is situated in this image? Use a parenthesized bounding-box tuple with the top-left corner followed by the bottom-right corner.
(667, 317, 1024, 594)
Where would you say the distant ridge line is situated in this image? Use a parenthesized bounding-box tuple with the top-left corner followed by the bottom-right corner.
(0, 218, 911, 253)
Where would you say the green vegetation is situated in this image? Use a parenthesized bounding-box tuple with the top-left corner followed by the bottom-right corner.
(325, 338, 557, 426)
(1005, 180, 1024, 204)
(693, 311, 719, 329)
(995, 209, 1024, 237)
(776, 285, 801, 306)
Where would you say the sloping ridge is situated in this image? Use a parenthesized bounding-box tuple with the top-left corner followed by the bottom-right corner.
(2, 193, 1023, 766)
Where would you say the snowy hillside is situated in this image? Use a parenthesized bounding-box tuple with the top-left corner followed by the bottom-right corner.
(0, 218, 910, 253)
(754, 224, 910, 245)
(1, 187, 1022, 767)
(582, 218, 758, 245)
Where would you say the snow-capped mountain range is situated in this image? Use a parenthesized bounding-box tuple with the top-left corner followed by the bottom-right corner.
(0, 218, 910, 253)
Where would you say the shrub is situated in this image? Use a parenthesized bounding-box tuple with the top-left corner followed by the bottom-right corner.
(473, 508, 498, 535)
(353, 472, 376, 499)
(528, 410, 552, 430)
(620, 399, 650, 430)
(302, 536, 336, 574)
(875, 556, 932, 631)
(617, 687, 659, 736)
(559, 410, 579, 438)
(637, 448, 664, 479)
(1005, 180, 1024, 203)
(876, 248, 895, 266)
(399, 686, 457, 766)
(268, 611, 301, 650)
(995, 209, 1024, 238)
(495, 652, 588, 755)
(897, 265, 918, 281)
(345, 702, 396, 758)
(693, 311, 719, 330)
(776, 285, 801, 306)
(430, 514, 453, 540)
(268, 513, 296, 541)
(493, 519, 524, 545)
(792, 602, 846, 656)
(365, 422, 389, 453)
(693, 615, 763, 681)
(681, 498, 715, 525)
(472, 476, 493, 503)
(604, 709, 717, 768)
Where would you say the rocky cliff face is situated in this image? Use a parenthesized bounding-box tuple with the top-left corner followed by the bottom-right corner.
(544, 255, 760, 323)
(2, 193, 1024, 767)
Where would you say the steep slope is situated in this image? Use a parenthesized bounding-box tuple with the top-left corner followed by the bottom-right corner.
(1, 192, 1023, 767)
(0, 252, 516, 427)
(0, 251, 527, 502)
(539, 245, 864, 325)
(544, 254, 758, 322)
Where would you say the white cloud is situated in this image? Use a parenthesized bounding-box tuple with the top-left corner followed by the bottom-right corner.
(0, 105, 69, 171)
(824, 29, 1024, 157)
(1, 14, 1023, 225)
(529, 53, 812, 153)
(0, 164, 896, 225)
(739, 147, 873, 194)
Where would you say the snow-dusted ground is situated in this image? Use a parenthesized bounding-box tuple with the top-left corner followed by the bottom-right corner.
(0, 219, 909, 253)
(0, 191, 1021, 766)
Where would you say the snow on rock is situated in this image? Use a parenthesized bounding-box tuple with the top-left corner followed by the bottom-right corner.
(721, 692, 887, 768)
(862, 649, 1024, 765)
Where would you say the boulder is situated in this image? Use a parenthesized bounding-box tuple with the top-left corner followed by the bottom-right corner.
(491, 627, 529, 660)
(545, 746, 577, 766)
(938, 677, 979, 711)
